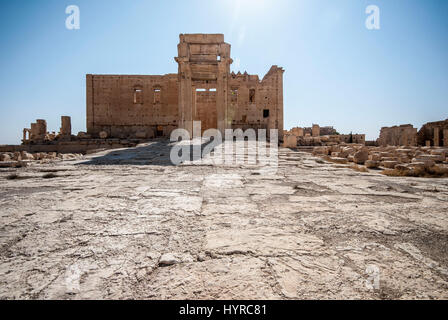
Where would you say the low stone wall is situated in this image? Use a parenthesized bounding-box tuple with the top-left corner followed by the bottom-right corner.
(0, 139, 147, 155)
(0, 151, 84, 168)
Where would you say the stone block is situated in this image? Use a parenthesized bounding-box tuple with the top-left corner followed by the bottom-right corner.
(330, 157, 348, 164)
(283, 135, 297, 148)
(382, 161, 399, 169)
(365, 160, 379, 169)
(354, 149, 369, 164)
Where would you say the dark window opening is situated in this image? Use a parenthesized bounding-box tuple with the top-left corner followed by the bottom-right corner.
(249, 89, 256, 103)
(242, 115, 247, 123)
(154, 88, 161, 104)
(263, 109, 270, 118)
(231, 88, 238, 103)
(133, 88, 143, 104)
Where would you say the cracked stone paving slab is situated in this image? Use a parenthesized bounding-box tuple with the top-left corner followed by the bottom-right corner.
(0, 140, 448, 299)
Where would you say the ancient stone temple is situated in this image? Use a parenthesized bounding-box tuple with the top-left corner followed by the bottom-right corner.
(377, 124, 418, 147)
(417, 119, 448, 147)
(86, 34, 284, 139)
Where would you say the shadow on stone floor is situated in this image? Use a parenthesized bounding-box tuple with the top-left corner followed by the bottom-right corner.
(77, 138, 220, 166)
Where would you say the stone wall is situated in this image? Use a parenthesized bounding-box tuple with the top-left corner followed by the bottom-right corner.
(417, 119, 448, 147)
(228, 66, 284, 136)
(86, 74, 179, 139)
(340, 134, 366, 145)
(320, 126, 338, 136)
(377, 124, 417, 147)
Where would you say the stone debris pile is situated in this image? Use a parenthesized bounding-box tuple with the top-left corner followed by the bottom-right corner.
(283, 124, 365, 147)
(0, 151, 83, 167)
(313, 144, 448, 177)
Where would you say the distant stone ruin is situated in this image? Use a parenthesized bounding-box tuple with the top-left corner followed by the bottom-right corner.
(417, 119, 448, 147)
(283, 124, 365, 148)
(377, 124, 418, 147)
(377, 120, 448, 148)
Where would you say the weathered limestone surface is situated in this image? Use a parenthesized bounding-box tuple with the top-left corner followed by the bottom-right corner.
(312, 124, 320, 137)
(60, 116, 72, 138)
(434, 128, 440, 148)
(1, 140, 448, 299)
(378, 125, 417, 147)
(418, 119, 448, 147)
(283, 135, 297, 148)
(313, 144, 448, 176)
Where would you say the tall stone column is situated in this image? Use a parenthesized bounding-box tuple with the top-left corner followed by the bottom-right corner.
(312, 124, 320, 137)
(216, 68, 228, 136)
(177, 60, 193, 137)
(60, 116, 72, 136)
(277, 68, 285, 138)
(444, 129, 448, 147)
(217, 44, 232, 137)
(36, 120, 47, 140)
(434, 127, 440, 147)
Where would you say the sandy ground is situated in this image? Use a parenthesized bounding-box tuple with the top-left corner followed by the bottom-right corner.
(1, 139, 447, 300)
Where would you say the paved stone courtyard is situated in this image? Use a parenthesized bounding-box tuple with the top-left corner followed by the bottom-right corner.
(1, 140, 447, 299)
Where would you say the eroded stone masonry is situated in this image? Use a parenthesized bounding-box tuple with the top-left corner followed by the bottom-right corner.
(87, 33, 284, 139)
(376, 120, 448, 148)
(283, 119, 448, 150)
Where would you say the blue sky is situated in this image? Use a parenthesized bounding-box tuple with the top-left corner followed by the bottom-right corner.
(0, 0, 447, 144)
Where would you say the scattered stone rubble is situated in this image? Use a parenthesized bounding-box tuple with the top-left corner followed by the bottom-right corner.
(313, 144, 448, 177)
(286, 119, 448, 149)
(284, 124, 366, 147)
(0, 151, 83, 167)
(1, 116, 147, 156)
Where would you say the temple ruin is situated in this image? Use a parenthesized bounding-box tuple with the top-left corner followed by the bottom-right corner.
(283, 124, 366, 148)
(377, 120, 448, 148)
(377, 124, 418, 147)
(4, 34, 447, 156)
(417, 119, 448, 147)
(87, 34, 284, 139)
(2, 34, 284, 154)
